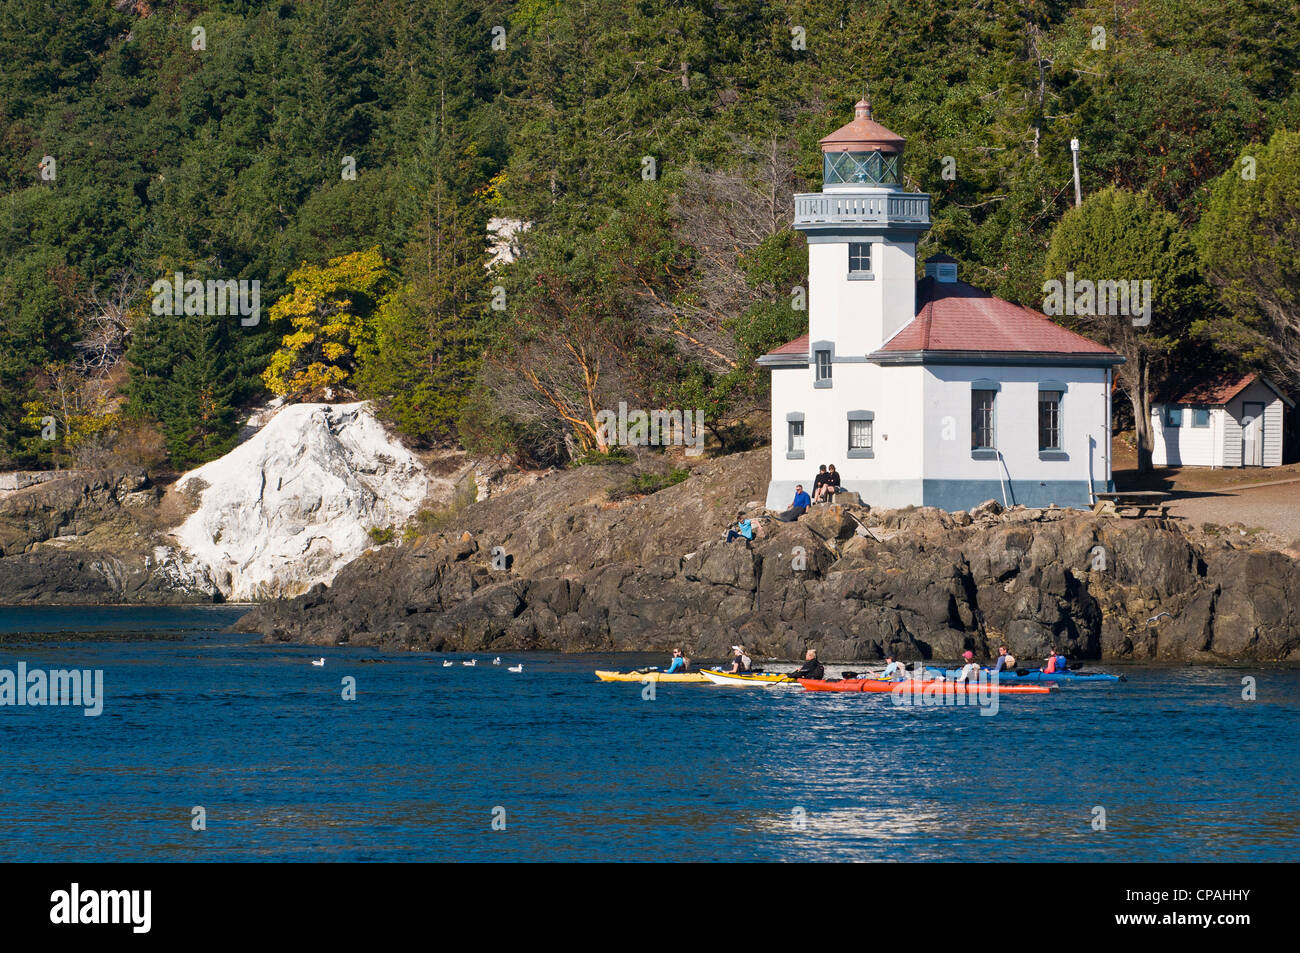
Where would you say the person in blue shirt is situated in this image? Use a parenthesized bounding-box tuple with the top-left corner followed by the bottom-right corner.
(664, 649, 689, 673)
(726, 518, 754, 543)
(778, 485, 812, 522)
(992, 646, 1017, 673)
(879, 656, 907, 680)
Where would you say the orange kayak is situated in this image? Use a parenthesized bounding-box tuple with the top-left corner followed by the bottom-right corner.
(798, 678, 1052, 695)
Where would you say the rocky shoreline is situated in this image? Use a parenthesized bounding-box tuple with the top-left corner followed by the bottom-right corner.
(234, 450, 1300, 663)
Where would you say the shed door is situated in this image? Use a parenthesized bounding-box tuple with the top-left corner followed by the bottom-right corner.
(1242, 402, 1265, 466)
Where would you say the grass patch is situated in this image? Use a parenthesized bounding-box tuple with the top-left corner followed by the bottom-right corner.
(606, 468, 689, 502)
(368, 526, 396, 545)
(571, 447, 634, 467)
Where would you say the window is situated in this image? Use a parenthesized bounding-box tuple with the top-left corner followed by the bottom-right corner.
(1165, 406, 1183, 428)
(788, 419, 804, 454)
(1192, 407, 1211, 428)
(1039, 391, 1062, 451)
(971, 390, 996, 450)
(815, 349, 832, 382)
(848, 243, 872, 274)
(849, 418, 872, 452)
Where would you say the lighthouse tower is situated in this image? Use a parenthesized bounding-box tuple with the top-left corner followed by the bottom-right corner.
(794, 100, 930, 357)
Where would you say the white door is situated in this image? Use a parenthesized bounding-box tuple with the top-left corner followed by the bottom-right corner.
(1242, 402, 1265, 466)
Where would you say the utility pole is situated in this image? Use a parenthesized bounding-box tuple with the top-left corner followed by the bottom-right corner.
(1070, 138, 1082, 207)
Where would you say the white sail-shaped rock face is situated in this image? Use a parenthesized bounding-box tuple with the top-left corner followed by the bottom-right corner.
(173, 402, 427, 601)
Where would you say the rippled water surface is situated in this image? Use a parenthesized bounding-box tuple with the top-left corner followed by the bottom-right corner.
(1, 606, 1297, 861)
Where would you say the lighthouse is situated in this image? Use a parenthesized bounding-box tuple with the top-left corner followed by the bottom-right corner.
(796, 99, 930, 358)
(760, 101, 1123, 512)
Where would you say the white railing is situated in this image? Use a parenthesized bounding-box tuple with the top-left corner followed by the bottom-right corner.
(793, 191, 930, 226)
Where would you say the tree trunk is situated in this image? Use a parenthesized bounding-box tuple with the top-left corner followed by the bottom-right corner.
(1131, 353, 1153, 472)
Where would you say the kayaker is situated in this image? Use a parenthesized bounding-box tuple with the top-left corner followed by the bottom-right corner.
(790, 649, 824, 680)
(1043, 650, 1067, 674)
(665, 649, 689, 673)
(728, 645, 752, 674)
(956, 650, 981, 683)
(992, 646, 1017, 673)
(879, 656, 907, 680)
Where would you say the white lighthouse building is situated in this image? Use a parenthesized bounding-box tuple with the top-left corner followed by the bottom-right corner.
(760, 101, 1124, 511)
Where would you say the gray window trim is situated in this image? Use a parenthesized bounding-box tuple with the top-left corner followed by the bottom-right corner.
(1190, 406, 1211, 428)
(848, 242, 873, 278)
(846, 412, 874, 458)
(1038, 388, 1064, 452)
(812, 340, 834, 389)
(786, 415, 805, 460)
(971, 387, 997, 452)
(1039, 380, 1069, 393)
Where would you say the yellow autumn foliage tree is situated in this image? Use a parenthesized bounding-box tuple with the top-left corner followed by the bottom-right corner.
(262, 248, 392, 400)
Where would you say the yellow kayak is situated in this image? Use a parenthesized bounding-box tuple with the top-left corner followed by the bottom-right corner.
(594, 670, 710, 683)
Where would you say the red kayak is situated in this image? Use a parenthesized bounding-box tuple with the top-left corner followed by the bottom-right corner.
(798, 678, 1052, 695)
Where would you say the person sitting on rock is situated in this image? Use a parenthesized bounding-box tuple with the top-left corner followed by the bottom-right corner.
(811, 465, 830, 502)
(726, 518, 755, 543)
(956, 650, 982, 683)
(992, 646, 1017, 673)
(814, 464, 842, 503)
(777, 485, 812, 522)
(790, 649, 824, 680)
(728, 645, 752, 674)
(665, 649, 689, 673)
(879, 655, 907, 680)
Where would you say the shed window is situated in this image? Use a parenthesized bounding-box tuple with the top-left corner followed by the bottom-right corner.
(1191, 407, 1211, 428)
(1165, 406, 1183, 428)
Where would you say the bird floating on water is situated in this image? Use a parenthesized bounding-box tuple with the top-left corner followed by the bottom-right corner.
(463, 659, 477, 666)
(311, 658, 325, 667)
(493, 657, 501, 665)
(442, 660, 453, 667)
(508, 663, 523, 673)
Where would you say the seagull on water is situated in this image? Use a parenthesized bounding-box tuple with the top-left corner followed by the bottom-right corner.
(463, 659, 477, 666)
(311, 658, 325, 667)
(508, 663, 523, 673)
(442, 660, 453, 667)
(493, 657, 502, 665)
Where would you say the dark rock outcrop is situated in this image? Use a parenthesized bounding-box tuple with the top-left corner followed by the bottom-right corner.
(235, 450, 1300, 662)
(0, 469, 220, 604)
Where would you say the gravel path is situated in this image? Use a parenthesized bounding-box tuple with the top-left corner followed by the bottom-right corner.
(1167, 480, 1300, 540)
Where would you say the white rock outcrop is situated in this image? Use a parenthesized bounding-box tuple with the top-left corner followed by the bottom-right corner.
(172, 402, 427, 601)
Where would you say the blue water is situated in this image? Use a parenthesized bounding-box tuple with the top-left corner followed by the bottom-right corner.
(0, 606, 1296, 861)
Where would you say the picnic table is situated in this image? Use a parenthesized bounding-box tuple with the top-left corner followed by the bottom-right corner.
(1092, 491, 1171, 519)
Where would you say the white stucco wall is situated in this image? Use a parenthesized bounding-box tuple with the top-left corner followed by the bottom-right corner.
(922, 364, 1108, 501)
(807, 238, 917, 357)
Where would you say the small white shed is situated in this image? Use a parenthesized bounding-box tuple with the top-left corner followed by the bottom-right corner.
(1151, 372, 1291, 468)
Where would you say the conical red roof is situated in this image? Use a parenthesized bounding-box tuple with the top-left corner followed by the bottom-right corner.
(820, 100, 906, 153)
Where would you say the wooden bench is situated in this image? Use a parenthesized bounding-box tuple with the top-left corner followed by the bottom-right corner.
(1093, 491, 1171, 519)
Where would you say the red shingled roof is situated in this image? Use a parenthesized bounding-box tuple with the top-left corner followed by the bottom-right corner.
(758, 278, 1119, 362)
(1160, 371, 1257, 405)
(765, 334, 809, 356)
(881, 277, 1116, 355)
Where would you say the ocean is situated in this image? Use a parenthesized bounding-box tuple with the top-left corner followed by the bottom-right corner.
(1, 606, 1296, 862)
